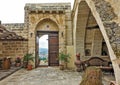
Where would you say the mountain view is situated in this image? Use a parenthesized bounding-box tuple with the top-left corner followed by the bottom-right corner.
(39, 48, 48, 62)
(39, 48, 48, 55)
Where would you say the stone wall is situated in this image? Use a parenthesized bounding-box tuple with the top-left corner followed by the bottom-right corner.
(0, 3, 72, 67)
(91, 29, 103, 57)
(92, 0, 120, 58)
(75, 1, 90, 56)
(0, 40, 28, 61)
(105, 0, 120, 22)
(85, 11, 103, 57)
(3, 23, 28, 39)
(88, 0, 120, 84)
(75, 1, 104, 57)
(26, 3, 71, 54)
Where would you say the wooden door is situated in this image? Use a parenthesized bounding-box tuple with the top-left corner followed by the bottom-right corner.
(35, 36, 39, 67)
(49, 33, 59, 66)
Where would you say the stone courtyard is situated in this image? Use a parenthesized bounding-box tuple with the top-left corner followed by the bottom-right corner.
(0, 0, 120, 84)
(0, 67, 115, 85)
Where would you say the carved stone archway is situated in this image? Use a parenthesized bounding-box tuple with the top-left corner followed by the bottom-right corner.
(35, 18, 59, 67)
(28, 17, 67, 67)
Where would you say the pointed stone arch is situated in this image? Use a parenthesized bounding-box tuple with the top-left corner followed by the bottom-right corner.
(36, 18, 59, 31)
(35, 18, 59, 31)
(28, 16, 67, 67)
(73, 0, 120, 84)
(75, 1, 90, 56)
(28, 18, 60, 53)
(35, 18, 60, 66)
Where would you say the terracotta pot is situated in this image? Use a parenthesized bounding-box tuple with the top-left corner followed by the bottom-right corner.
(59, 64, 64, 70)
(15, 63, 21, 67)
(27, 65, 32, 70)
(23, 61, 28, 68)
(74, 53, 85, 71)
(76, 53, 80, 60)
(3, 59, 10, 70)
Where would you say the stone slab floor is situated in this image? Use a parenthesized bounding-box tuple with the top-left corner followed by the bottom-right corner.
(0, 67, 115, 85)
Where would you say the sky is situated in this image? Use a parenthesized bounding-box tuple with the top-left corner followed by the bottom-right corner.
(0, 0, 74, 23)
(39, 35, 48, 49)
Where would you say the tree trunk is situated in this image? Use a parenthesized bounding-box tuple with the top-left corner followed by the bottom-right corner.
(80, 67, 103, 85)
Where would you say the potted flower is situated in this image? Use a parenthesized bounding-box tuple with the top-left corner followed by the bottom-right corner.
(59, 52, 70, 70)
(15, 57, 21, 67)
(23, 53, 34, 70)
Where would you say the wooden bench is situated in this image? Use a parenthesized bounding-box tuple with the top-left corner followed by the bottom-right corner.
(84, 57, 109, 66)
(84, 57, 113, 73)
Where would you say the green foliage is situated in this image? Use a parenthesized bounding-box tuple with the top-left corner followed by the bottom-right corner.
(40, 57, 47, 61)
(23, 53, 34, 62)
(59, 52, 70, 63)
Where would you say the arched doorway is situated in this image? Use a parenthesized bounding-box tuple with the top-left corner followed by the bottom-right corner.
(35, 18, 59, 67)
(36, 32, 59, 66)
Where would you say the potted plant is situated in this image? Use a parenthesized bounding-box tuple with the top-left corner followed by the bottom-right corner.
(59, 52, 70, 70)
(23, 53, 34, 70)
(15, 57, 21, 67)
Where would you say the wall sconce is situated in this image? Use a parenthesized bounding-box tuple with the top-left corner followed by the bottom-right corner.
(46, 25, 49, 28)
(46, 25, 49, 30)
(30, 33, 33, 37)
(61, 32, 64, 38)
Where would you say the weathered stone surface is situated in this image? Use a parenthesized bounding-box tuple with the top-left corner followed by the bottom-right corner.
(26, 3, 72, 57)
(0, 67, 82, 85)
(73, 0, 120, 84)
(105, 0, 120, 22)
(0, 67, 115, 85)
(0, 25, 28, 59)
(26, 3, 71, 11)
(0, 40, 28, 60)
(92, 0, 116, 21)
(92, 0, 120, 59)
(0, 3, 72, 63)
(103, 21, 120, 58)
(0, 25, 24, 40)
(3, 23, 28, 39)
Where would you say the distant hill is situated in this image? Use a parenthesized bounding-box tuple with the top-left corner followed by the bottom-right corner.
(39, 48, 48, 55)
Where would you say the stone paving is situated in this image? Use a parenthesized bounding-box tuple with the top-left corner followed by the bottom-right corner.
(0, 66, 21, 80)
(0, 67, 115, 85)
